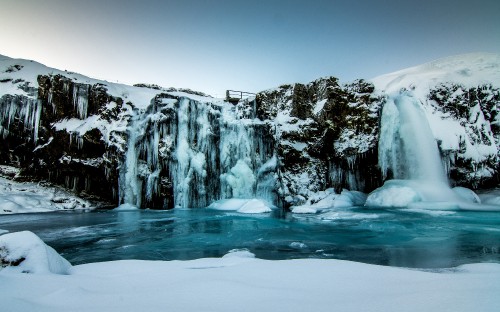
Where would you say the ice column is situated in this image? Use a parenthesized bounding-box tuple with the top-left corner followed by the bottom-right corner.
(378, 93, 447, 183)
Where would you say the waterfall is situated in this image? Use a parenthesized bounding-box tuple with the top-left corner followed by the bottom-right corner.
(378, 93, 447, 183)
(118, 112, 144, 207)
(367, 92, 460, 207)
(118, 96, 277, 209)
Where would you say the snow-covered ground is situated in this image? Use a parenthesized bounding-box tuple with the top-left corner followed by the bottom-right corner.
(0, 167, 93, 214)
(0, 231, 499, 312)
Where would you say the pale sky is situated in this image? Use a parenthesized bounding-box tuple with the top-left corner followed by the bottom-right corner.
(1, 0, 499, 97)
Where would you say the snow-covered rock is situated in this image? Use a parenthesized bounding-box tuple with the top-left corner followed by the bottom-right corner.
(1, 53, 500, 211)
(372, 53, 500, 188)
(0, 231, 72, 274)
(0, 174, 92, 214)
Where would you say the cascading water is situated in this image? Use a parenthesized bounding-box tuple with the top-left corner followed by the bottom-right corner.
(367, 92, 461, 207)
(378, 94, 448, 183)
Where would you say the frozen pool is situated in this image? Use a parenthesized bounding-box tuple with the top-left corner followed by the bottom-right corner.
(0, 206, 499, 268)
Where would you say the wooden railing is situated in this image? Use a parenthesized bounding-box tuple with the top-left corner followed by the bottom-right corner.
(226, 90, 256, 103)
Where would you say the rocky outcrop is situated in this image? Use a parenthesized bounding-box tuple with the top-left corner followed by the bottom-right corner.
(255, 78, 383, 207)
(1, 74, 131, 204)
(429, 83, 500, 188)
(1, 54, 500, 210)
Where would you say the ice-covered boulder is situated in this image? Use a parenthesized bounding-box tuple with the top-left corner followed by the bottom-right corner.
(365, 181, 422, 208)
(333, 190, 368, 208)
(364, 180, 462, 208)
(452, 187, 481, 204)
(0, 231, 72, 274)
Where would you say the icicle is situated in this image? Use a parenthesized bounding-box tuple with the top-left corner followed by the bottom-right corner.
(73, 84, 89, 119)
(145, 169, 161, 201)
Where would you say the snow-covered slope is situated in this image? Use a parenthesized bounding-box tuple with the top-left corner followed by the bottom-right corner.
(0, 54, 214, 108)
(372, 53, 500, 188)
(372, 53, 500, 96)
(1, 231, 499, 312)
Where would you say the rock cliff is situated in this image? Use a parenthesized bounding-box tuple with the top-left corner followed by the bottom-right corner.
(0, 53, 499, 210)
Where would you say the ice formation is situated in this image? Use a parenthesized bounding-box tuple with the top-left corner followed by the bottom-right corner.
(1, 53, 500, 211)
(378, 93, 448, 183)
(0, 231, 72, 274)
(118, 96, 277, 209)
(368, 92, 463, 207)
(367, 92, 500, 211)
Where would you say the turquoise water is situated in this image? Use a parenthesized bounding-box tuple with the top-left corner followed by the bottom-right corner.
(0, 207, 499, 268)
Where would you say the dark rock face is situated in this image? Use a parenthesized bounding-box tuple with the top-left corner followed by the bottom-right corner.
(256, 78, 384, 207)
(0, 75, 130, 204)
(429, 83, 500, 188)
(1, 65, 499, 210)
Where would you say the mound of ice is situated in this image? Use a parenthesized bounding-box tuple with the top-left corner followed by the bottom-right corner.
(291, 189, 368, 213)
(222, 249, 256, 259)
(365, 180, 423, 208)
(477, 189, 500, 206)
(0, 231, 72, 274)
(333, 190, 368, 208)
(208, 198, 274, 213)
(452, 187, 481, 204)
(290, 189, 337, 214)
(113, 203, 140, 211)
(366, 180, 499, 211)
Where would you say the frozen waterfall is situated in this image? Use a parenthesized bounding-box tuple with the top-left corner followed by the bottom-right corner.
(378, 93, 447, 183)
(367, 92, 461, 207)
(118, 96, 277, 209)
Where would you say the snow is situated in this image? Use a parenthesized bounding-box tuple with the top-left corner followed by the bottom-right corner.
(1, 231, 500, 312)
(0, 174, 93, 214)
(477, 189, 500, 206)
(371, 54, 500, 185)
(372, 53, 500, 97)
(290, 189, 368, 214)
(365, 181, 422, 208)
(452, 187, 481, 204)
(366, 180, 500, 211)
(0, 55, 213, 108)
(0, 231, 72, 274)
(313, 98, 327, 114)
(207, 198, 274, 213)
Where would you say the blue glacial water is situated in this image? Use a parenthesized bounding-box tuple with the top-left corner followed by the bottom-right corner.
(0, 207, 499, 268)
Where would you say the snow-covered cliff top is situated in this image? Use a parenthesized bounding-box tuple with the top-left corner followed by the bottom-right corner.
(0, 55, 215, 108)
(371, 53, 500, 95)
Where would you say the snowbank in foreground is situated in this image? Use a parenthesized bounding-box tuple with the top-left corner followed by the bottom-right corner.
(0, 175, 93, 214)
(0, 231, 72, 274)
(0, 236, 498, 312)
